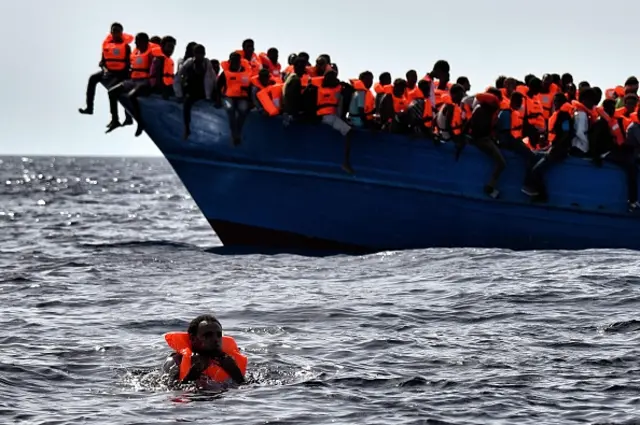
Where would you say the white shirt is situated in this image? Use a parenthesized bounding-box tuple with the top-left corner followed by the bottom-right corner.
(571, 110, 589, 152)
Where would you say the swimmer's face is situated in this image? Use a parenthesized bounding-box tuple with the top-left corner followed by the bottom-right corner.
(194, 320, 222, 353)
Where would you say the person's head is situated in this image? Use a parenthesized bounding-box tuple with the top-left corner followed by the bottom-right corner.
(258, 68, 271, 85)
(211, 59, 220, 74)
(625, 76, 639, 94)
(110, 22, 123, 42)
(495, 75, 506, 89)
(524, 74, 536, 85)
(449, 83, 465, 104)
(315, 55, 328, 71)
(527, 77, 542, 96)
(297, 51, 310, 65)
(150, 35, 162, 45)
(193, 44, 206, 63)
(431, 60, 450, 80)
(188, 315, 223, 355)
(510, 91, 524, 110)
(330, 63, 338, 77)
(551, 73, 561, 86)
(359, 71, 374, 89)
(579, 87, 597, 109)
(379, 72, 391, 86)
(293, 57, 307, 76)
(561, 73, 574, 87)
(406, 70, 418, 87)
(565, 83, 577, 100)
(322, 69, 338, 87)
(161, 36, 176, 57)
(486, 87, 502, 102)
(417, 79, 431, 97)
(287, 53, 297, 65)
(624, 93, 638, 113)
(319, 54, 331, 64)
(242, 38, 254, 56)
(504, 77, 517, 94)
(578, 81, 590, 91)
(542, 74, 553, 91)
(267, 47, 279, 64)
(602, 98, 616, 117)
(552, 92, 567, 111)
(184, 41, 197, 59)
(457, 76, 471, 92)
(135, 32, 149, 51)
(229, 51, 242, 70)
(592, 86, 602, 105)
(392, 78, 407, 97)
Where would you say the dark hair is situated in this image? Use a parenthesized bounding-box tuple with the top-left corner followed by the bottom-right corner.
(111, 22, 123, 31)
(625, 76, 638, 86)
(561, 73, 573, 84)
(457, 76, 470, 86)
(379, 72, 391, 84)
(242, 38, 254, 48)
(359, 71, 373, 80)
(287, 53, 297, 65)
(602, 98, 616, 112)
(486, 87, 502, 100)
(449, 83, 465, 97)
(135, 32, 149, 43)
(267, 47, 278, 56)
(418, 79, 430, 92)
(319, 54, 331, 64)
(578, 81, 590, 90)
(161, 36, 176, 46)
(406, 69, 417, 79)
(433, 60, 450, 73)
(495, 75, 506, 89)
(184, 41, 197, 58)
(150, 36, 162, 44)
(624, 93, 639, 101)
(193, 44, 206, 56)
(592, 86, 602, 99)
(510, 92, 524, 103)
(580, 87, 597, 103)
(524, 74, 536, 85)
(528, 77, 542, 90)
(187, 314, 221, 336)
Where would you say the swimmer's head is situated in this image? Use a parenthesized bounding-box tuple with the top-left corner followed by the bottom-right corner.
(188, 314, 223, 355)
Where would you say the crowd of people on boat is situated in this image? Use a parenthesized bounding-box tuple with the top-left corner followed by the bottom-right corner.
(79, 23, 640, 211)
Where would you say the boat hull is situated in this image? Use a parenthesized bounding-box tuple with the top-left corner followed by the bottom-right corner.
(117, 93, 640, 252)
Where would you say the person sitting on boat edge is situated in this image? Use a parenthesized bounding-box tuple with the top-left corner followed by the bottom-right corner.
(378, 78, 410, 134)
(105, 32, 154, 134)
(348, 71, 375, 129)
(175, 44, 216, 140)
(310, 69, 355, 174)
(162, 314, 247, 387)
(218, 52, 252, 146)
(79, 22, 133, 119)
(407, 79, 435, 139)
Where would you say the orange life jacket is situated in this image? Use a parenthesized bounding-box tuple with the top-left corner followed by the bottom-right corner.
(510, 109, 523, 139)
(614, 106, 634, 119)
(392, 94, 408, 114)
(405, 86, 420, 103)
(310, 76, 324, 87)
(161, 55, 175, 86)
(316, 85, 342, 116)
(538, 92, 553, 120)
(221, 61, 252, 98)
(300, 74, 311, 88)
(547, 102, 575, 145)
(256, 83, 283, 117)
(524, 95, 545, 130)
(350, 79, 375, 121)
(449, 104, 464, 136)
(258, 53, 282, 82)
(102, 39, 129, 72)
(164, 332, 248, 383)
(130, 47, 153, 79)
(235, 50, 261, 76)
(250, 75, 272, 91)
(434, 88, 450, 111)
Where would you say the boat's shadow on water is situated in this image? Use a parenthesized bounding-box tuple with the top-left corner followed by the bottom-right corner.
(203, 245, 375, 258)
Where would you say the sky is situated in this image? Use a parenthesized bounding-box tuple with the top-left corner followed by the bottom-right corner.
(1, 0, 639, 157)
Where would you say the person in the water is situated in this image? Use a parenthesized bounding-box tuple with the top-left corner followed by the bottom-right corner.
(162, 314, 247, 387)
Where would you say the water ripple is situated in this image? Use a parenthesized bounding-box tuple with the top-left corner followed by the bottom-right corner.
(1, 156, 640, 424)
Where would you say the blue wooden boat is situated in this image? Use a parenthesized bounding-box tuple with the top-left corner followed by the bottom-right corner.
(113, 94, 640, 252)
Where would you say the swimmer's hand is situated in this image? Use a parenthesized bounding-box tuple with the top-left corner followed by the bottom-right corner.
(182, 353, 210, 382)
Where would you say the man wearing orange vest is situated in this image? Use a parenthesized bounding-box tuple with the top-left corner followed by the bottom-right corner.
(162, 314, 246, 387)
(127, 35, 176, 137)
(79, 22, 132, 118)
(105, 32, 152, 134)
